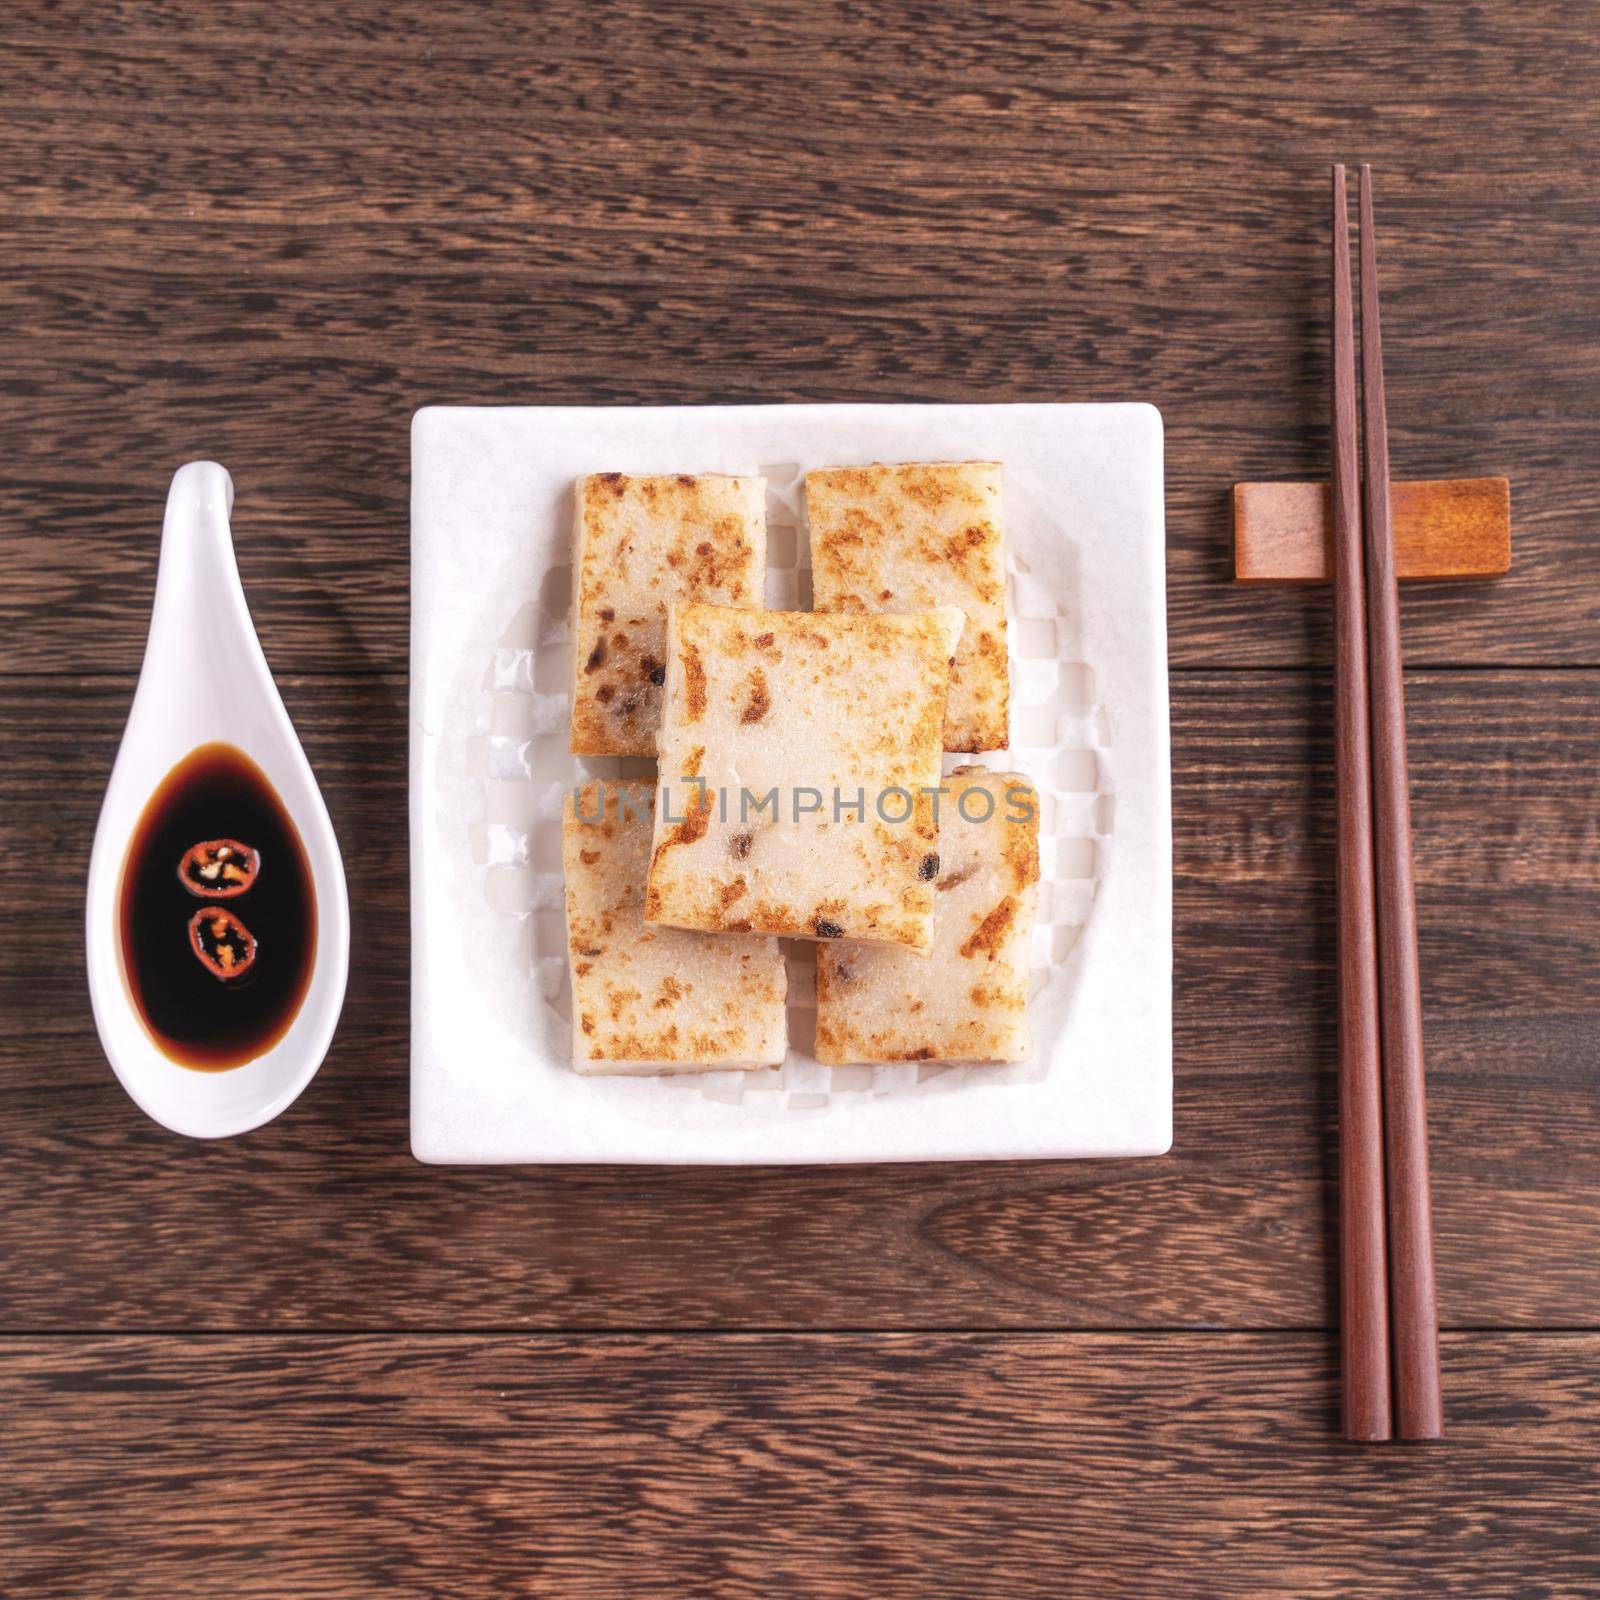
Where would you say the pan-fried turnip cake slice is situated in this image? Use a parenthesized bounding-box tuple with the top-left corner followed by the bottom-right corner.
(814, 767, 1040, 1064)
(563, 781, 787, 1073)
(805, 461, 1009, 753)
(570, 472, 766, 756)
(645, 602, 965, 952)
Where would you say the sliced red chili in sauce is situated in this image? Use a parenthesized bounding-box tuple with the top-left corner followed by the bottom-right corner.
(178, 838, 260, 899)
(187, 907, 258, 982)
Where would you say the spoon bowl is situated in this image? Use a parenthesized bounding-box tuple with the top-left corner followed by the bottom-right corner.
(86, 461, 349, 1137)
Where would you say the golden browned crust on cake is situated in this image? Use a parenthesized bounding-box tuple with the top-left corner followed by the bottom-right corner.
(645, 602, 965, 952)
(813, 767, 1039, 1064)
(806, 461, 1009, 753)
(569, 473, 765, 757)
(563, 781, 787, 1071)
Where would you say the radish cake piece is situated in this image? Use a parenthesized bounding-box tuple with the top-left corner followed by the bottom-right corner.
(570, 472, 766, 756)
(806, 460, 1009, 753)
(646, 602, 965, 952)
(563, 781, 787, 1073)
(814, 766, 1039, 1064)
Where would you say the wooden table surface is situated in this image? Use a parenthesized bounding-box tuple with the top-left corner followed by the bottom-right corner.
(4, 4, 1598, 1595)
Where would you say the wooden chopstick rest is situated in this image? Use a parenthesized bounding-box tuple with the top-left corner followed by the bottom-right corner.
(1233, 476, 1510, 582)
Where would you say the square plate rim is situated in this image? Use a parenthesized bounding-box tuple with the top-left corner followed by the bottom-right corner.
(409, 400, 1171, 1165)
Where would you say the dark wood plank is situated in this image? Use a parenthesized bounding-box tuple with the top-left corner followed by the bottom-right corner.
(4, 1, 1596, 1579)
(2, 670, 1594, 1330)
(4, 1332, 1600, 1599)
(5, 2, 1599, 158)
(1, 4, 1598, 674)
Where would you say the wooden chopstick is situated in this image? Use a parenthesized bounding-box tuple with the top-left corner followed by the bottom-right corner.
(1358, 164, 1444, 1441)
(1330, 164, 1392, 1443)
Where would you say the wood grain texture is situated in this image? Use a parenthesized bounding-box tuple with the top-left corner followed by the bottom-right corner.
(1234, 478, 1511, 582)
(3, 1, 1598, 1582)
(2, 670, 1595, 1331)
(1, 6, 1598, 675)
(5, 1332, 1600, 1600)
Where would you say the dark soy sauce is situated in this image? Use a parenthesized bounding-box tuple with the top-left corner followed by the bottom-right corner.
(119, 742, 316, 1070)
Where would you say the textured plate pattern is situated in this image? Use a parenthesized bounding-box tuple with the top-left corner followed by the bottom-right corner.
(465, 465, 1109, 1106)
(411, 404, 1169, 1161)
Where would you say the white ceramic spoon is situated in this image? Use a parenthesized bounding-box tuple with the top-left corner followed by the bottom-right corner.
(86, 461, 350, 1137)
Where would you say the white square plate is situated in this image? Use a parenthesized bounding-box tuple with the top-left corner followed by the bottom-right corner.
(410, 403, 1170, 1163)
